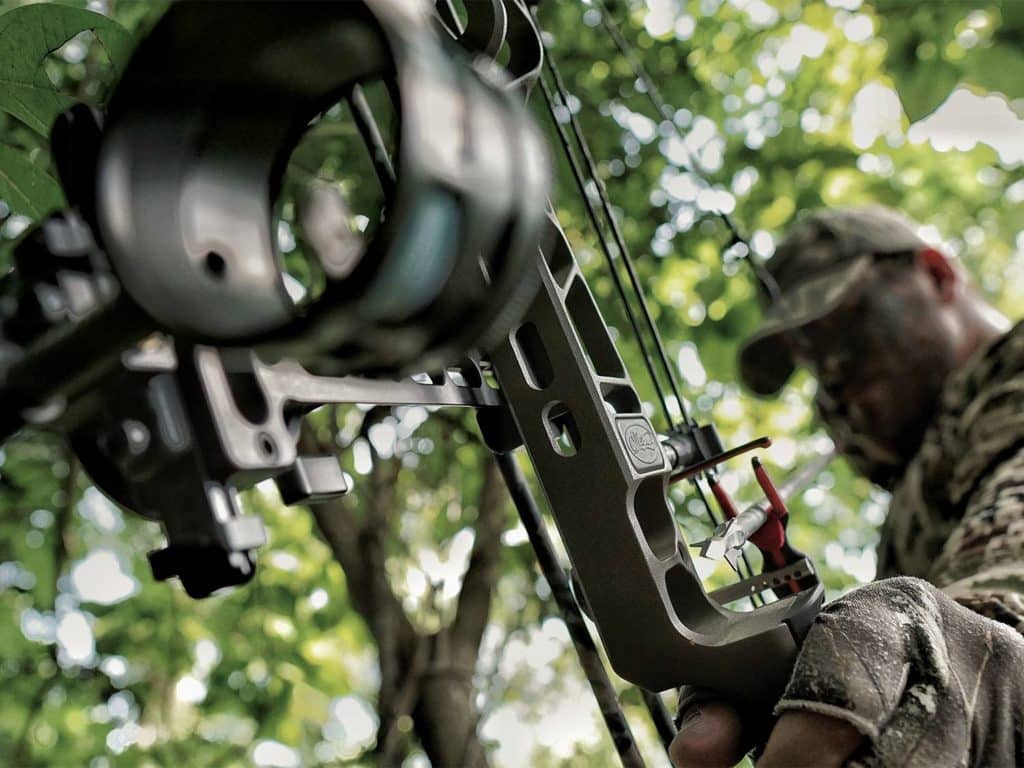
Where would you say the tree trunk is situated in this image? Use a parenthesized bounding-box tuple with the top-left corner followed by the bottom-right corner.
(307, 419, 507, 766)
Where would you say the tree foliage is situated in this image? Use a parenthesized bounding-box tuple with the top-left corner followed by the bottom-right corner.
(0, 0, 1021, 766)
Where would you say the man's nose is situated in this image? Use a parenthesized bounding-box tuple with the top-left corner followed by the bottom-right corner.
(816, 372, 848, 408)
(820, 349, 853, 379)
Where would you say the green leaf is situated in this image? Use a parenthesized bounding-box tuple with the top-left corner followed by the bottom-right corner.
(891, 63, 961, 123)
(0, 4, 130, 136)
(964, 42, 1024, 101)
(0, 143, 63, 219)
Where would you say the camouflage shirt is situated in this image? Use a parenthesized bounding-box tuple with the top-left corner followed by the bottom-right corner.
(878, 319, 1024, 628)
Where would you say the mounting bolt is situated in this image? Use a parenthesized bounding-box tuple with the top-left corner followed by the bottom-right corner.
(103, 419, 151, 466)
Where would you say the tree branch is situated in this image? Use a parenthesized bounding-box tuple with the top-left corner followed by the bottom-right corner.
(451, 454, 508, 661)
(14, 445, 79, 764)
(302, 413, 420, 761)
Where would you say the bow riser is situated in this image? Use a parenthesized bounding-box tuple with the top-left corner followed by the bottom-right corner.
(487, 214, 823, 703)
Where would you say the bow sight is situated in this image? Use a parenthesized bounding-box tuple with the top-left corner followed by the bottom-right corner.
(0, 0, 825, 759)
(2, 0, 548, 594)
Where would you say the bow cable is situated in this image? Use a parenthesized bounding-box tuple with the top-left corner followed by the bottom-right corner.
(535, 75, 674, 427)
(593, 0, 784, 303)
(540, 57, 687, 426)
(532, 9, 766, 604)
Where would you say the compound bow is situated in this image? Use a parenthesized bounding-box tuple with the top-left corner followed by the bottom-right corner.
(0, 2, 827, 765)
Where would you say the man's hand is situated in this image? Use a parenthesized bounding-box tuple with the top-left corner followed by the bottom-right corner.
(670, 578, 1024, 767)
(669, 704, 863, 768)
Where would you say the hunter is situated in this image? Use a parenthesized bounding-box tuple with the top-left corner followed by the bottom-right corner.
(670, 206, 1024, 767)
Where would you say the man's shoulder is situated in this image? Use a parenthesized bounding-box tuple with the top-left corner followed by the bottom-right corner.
(940, 320, 1024, 503)
(941, 319, 1024, 420)
(881, 321, 1024, 579)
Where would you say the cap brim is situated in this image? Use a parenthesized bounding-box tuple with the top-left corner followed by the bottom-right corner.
(738, 255, 872, 396)
(739, 330, 796, 396)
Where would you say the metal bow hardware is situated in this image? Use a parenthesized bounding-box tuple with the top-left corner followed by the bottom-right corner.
(0, 1, 827, 764)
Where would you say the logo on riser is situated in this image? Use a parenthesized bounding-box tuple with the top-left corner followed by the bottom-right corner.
(615, 417, 664, 471)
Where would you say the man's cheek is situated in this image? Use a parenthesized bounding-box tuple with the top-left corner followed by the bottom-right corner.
(848, 382, 892, 429)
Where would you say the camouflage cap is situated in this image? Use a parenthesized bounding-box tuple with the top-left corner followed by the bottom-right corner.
(738, 206, 929, 396)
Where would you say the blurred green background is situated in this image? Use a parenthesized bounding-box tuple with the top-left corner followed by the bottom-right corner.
(0, 0, 1021, 765)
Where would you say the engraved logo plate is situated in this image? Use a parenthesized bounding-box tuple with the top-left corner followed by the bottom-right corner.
(615, 416, 664, 472)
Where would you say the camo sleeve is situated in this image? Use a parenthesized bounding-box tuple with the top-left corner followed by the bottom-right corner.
(929, 442, 1024, 631)
(927, 326, 1024, 632)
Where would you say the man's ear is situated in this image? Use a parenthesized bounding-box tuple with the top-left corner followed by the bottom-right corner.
(916, 247, 958, 302)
